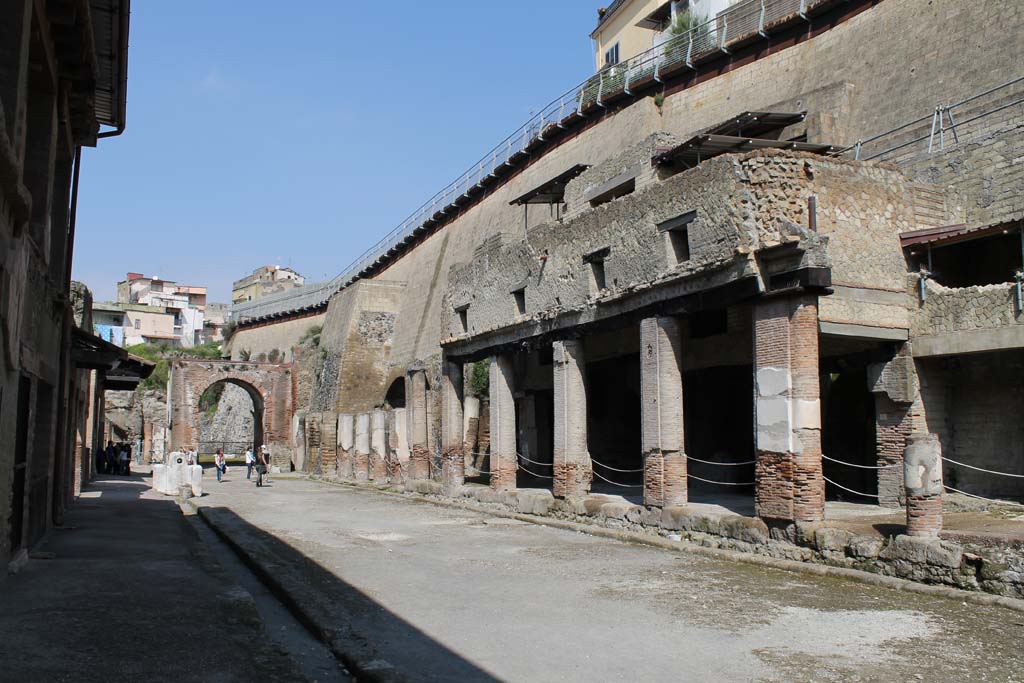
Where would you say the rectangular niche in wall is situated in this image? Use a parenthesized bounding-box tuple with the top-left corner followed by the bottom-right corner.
(583, 247, 610, 296)
(658, 210, 696, 266)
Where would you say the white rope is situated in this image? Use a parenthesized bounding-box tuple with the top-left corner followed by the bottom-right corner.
(592, 459, 644, 473)
(942, 457, 1024, 479)
(944, 484, 994, 501)
(518, 464, 553, 479)
(688, 473, 754, 486)
(823, 476, 879, 499)
(687, 455, 756, 467)
(822, 454, 900, 470)
(591, 469, 643, 488)
(516, 452, 554, 468)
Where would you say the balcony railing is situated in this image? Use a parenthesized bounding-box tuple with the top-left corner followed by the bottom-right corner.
(232, 0, 827, 322)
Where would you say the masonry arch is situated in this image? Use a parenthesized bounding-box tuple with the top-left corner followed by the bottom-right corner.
(168, 359, 294, 466)
(196, 378, 264, 458)
(384, 377, 406, 409)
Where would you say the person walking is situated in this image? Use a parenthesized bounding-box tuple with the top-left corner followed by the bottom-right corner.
(104, 441, 116, 474)
(119, 445, 130, 475)
(245, 448, 254, 480)
(214, 449, 226, 483)
(260, 445, 271, 483)
(255, 446, 269, 487)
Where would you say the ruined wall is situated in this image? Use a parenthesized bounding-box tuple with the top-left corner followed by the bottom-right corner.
(918, 351, 1024, 499)
(198, 383, 255, 454)
(239, 0, 1019, 412)
(316, 280, 406, 414)
(227, 313, 325, 362)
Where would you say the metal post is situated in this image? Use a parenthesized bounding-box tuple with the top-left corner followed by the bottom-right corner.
(624, 65, 632, 96)
(719, 16, 729, 53)
(597, 70, 606, 108)
(538, 111, 545, 141)
(557, 97, 567, 129)
(853, 140, 862, 160)
(758, 0, 767, 37)
(946, 107, 960, 145)
(686, 33, 694, 69)
(927, 107, 939, 153)
(799, 0, 808, 21)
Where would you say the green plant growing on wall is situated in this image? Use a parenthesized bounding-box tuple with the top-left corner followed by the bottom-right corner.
(670, 9, 708, 36)
(240, 348, 252, 361)
(199, 382, 225, 417)
(468, 360, 489, 398)
(300, 324, 322, 347)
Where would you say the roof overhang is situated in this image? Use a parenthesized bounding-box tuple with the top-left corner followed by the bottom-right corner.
(510, 164, 590, 205)
(71, 327, 154, 390)
(705, 111, 807, 138)
(89, 0, 130, 135)
(637, 1, 673, 30)
(900, 222, 1020, 250)
(590, 0, 630, 38)
(654, 134, 834, 168)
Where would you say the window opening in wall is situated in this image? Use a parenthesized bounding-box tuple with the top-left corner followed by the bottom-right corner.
(584, 247, 610, 295)
(659, 210, 696, 266)
(134, 319, 140, 330)
(456, 305, 469, 334)
(513, 288, 526, 315)
(689, 309, 728, 339)
(604, 42, 619, 67)
(588, 176, 635, 208)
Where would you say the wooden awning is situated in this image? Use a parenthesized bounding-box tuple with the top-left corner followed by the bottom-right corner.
(510, 164, 590, 205)
(654, 134, 834, 169)
(705, 111, 807, 138)
(72, 327, 154, 390)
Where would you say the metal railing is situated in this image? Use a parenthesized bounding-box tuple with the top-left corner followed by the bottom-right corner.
(834, 76, 1024, 162)
(232, 0, 824, 322)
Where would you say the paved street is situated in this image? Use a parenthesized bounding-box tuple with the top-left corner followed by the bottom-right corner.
(0, 473, 313, 683)
(195, 474, 1024, 682)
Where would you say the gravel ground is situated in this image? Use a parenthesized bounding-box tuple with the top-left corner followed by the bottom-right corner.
(194, 475, 1024, 682)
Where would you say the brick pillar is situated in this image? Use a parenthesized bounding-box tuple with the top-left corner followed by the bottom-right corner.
(441, 360, 465, 494)
(354, 413, 370, 482)
(640, 317, 687, 508)
(753, 294, 824, 523)
(371, 409, 388, 482)
(337, 414, 354, 479)
(408, 370, 429, 480)
(904, 433, 943, 537)
(875, 395, 911, 507)
(553, 340, 591, 498)
(489, 354, 517, 492)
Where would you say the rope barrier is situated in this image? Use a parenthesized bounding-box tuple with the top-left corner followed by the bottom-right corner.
(821, 454, 900, 470)
(516, 452, 554, 468)
(591, 469, 643, 488)
(518, 464, 553, 479)
(591, 459, 644, 473)
(944, 484, 994, 501)
(687, 473, 754, 486)
(687, 455, 756, 467)
(823, 476, 880, 499)
(942, 457, 1024, 479)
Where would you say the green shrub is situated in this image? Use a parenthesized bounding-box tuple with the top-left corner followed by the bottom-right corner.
(468, 360, 489, 397)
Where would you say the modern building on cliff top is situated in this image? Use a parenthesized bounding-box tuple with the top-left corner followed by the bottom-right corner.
(194, 0, 1020, 586)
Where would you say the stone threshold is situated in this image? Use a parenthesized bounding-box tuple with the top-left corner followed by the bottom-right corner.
(311, 476, 1024, 606)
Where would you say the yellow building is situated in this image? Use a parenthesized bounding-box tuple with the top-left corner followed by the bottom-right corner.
(591, 0, 737, 71)
(232, 265, 305, 304)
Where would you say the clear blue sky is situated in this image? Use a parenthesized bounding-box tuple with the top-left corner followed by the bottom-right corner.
(73, 1, 601, 303)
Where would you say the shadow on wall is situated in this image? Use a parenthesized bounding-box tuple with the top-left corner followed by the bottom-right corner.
(201, 506, 501, 682)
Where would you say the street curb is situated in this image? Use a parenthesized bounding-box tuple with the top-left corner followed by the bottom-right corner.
(314, 476, 1024, 615)
(189, 500, 409, 683)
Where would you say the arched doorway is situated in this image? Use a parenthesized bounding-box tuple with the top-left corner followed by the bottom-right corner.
(385, 377, 406, 409)
(196, 379, 264, 463)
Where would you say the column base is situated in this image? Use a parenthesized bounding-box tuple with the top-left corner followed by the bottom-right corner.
(644, 451, 687, 507)
(906, 493, 942, 537)
(353, 453, 370, 482)
(554, 461, 591, 498)
(442, 449, 465, 494)
(411, 446, 430, 480)
(755, 450, 824, 523)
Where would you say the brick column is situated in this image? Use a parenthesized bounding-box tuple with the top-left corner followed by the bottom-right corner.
(441, 360, 465, 494)
(371, 409, 388, 482)
(354, 413, 370, 482)
(641, 317, 687, 507)
(489, 354, 517, 492)
(337, 414, 354, 479)
(875, 395, 911, 507)
(753, 294, 824, 523)
(553, 340, 591, 498)
(408, 369, 430, 480)
(904, 433, 943, 537)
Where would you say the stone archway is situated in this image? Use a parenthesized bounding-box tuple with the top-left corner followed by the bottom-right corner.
(168, 359, 294, 467)
(197, 379, 264, 457)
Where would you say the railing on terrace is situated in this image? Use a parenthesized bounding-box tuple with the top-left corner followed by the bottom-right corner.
(231, 0, 832, 322)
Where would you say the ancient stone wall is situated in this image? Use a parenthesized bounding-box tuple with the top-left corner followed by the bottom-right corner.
(227, 313, 325, 363)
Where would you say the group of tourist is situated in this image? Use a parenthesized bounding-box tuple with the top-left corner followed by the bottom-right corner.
(97, 440, 132, 476)
(211, 444, 270, 486)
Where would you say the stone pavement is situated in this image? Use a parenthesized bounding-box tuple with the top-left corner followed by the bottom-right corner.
(0, 471, 309, 683)
(194, 474, 1024, 683)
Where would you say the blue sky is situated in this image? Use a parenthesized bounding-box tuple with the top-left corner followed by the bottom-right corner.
(73, 1, 601, 302)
